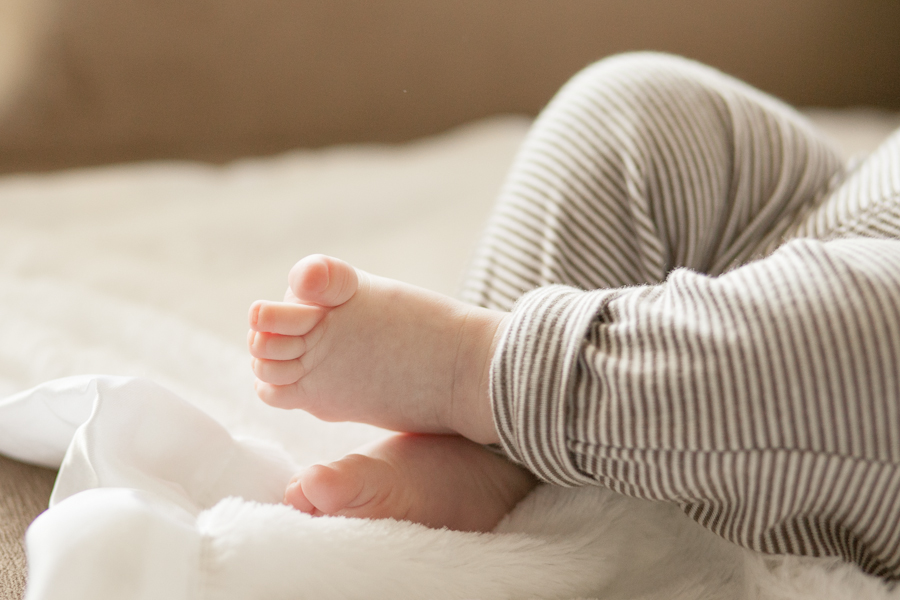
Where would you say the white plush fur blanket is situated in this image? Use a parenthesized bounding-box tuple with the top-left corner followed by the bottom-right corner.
(1, 114, 900, 599)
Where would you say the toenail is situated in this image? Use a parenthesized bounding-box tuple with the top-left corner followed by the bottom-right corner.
(316, 260, 330, 292)
(249, 302, 261, 328)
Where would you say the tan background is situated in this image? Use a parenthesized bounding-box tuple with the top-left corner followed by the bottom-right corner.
(0, 0, 898, 174)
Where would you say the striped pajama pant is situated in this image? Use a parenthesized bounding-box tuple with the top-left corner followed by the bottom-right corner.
(461, 53, 900, 579)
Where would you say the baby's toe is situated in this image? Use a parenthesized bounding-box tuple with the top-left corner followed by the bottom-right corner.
(254, 380, 300, 409)
(284, 477, 319, 515)
(251, 357, 305, 386)
(293, 464, 364, 515)
(250, 300, 325, 336)
(248, 330, 306, 360)
(289, 455, 403, 520)
(288, 255, 358, 308)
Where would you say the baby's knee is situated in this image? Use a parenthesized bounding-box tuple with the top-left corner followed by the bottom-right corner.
(571, 51, 712, 90)
(550, 51, 730, 118)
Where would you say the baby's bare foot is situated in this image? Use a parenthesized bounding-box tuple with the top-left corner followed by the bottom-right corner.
(248, 255, 508, 443)
(284, 433, 537, 532)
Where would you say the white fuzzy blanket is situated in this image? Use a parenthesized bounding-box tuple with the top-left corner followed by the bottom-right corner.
(1, 114, 899, 599)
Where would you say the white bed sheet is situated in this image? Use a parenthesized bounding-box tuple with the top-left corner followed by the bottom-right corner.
(1, 113, 899, 599)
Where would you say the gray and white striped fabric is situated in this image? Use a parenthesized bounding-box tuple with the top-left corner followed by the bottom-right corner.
(461, 53, 900, 579)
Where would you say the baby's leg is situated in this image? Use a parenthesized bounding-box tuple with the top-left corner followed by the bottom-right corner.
(284, 433, 536, 532)
(463, 52, 900, 578)
(461, 52, 845, 310)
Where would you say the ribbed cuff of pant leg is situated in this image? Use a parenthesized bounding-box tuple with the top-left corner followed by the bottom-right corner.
(490, 284, 620, 486)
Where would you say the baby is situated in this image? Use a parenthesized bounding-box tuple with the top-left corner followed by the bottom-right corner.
(248, 254, 536, 532)
(246, 53, 900, 579)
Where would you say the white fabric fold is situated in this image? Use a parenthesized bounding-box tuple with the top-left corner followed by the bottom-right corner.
(48, 376, 296, 513)
(0, 374, 758, 600)
(26, 488, 201, 600)
(0, 375, 98, 468)
(15, 374, 729, 600)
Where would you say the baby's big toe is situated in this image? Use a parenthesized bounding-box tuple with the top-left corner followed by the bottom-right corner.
(284, 455, 402, 521)
(293, 463, 362, 515)
(283, 476, 318, 515)
(288, 255, 358, 308)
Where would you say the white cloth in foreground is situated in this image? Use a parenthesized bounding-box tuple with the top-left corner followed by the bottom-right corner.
(2, 375, 898, 600)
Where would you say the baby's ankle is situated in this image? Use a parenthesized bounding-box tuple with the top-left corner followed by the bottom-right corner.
(447, 307, 509, 445)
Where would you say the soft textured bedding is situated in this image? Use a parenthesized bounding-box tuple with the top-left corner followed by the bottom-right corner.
(2, 113, 900, 599)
